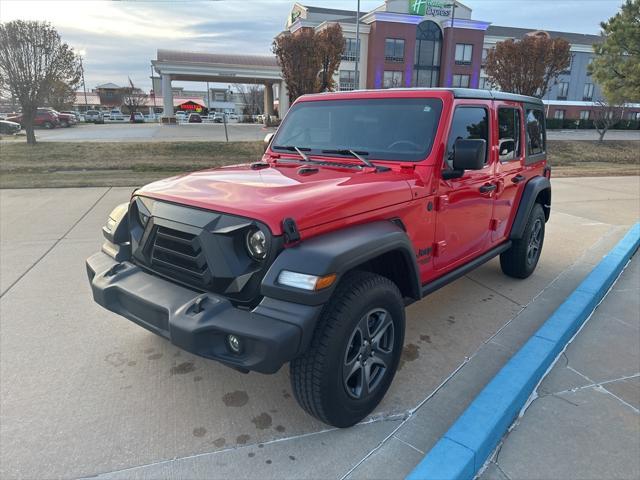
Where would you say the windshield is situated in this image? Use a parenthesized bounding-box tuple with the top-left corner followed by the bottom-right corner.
(273, 98, 443, 162)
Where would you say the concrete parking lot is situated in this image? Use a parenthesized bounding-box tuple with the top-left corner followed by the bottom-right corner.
(1, 177, 638, 479)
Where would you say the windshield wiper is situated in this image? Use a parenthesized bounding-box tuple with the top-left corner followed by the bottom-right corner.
(272, 145, 310, 161)
(321, 149, 375, 169)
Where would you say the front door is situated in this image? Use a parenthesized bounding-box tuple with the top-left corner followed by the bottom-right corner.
(434, 104, 495, 270)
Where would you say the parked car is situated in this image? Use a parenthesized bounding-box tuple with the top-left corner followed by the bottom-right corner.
(84, 110, 104, 124)
(0, 119, 21, 135)
(109, 109, 124, 121)
(86, 88, 551, 428)
(43, 109, 77, 128)
(130, 112, 145, 123)
(212, 112, 224, 123)
(7, 109, 60, 129)
(175, 111, 187, 122)
(188, 113, 202, 123)
(62, 111, 82, 122)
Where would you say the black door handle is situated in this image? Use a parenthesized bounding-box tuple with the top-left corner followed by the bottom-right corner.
(479, 184, 497, 193)
(512, 174, 526, 184)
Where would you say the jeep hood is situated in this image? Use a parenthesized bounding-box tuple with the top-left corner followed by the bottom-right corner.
(135, 163, 415, 236)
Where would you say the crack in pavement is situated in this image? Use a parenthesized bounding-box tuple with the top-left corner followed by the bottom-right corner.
(0, 187, 112, 299)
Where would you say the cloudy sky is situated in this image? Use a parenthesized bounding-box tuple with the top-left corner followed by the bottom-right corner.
(0, 0, 621, 92)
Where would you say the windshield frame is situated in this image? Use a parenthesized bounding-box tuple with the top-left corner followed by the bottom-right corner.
(271, 97, 444, 163)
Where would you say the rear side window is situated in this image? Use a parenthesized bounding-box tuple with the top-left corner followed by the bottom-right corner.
(526, 108, 545, 156)
(498, 108, 522, 161)
(446, 106, 489, 168)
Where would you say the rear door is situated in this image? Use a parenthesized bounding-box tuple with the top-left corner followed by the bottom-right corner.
(491, 102, 525, 242)
(434, 102, 495, 270)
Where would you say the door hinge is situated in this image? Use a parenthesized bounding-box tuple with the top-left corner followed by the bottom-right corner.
(436, 195, 449, 211)
(433, 240, 447, 257)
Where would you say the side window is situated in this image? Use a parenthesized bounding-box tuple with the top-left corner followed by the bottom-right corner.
(526, 108, 546, 156)
(498, 108, 521, 162)
(446, 107, 489, 168)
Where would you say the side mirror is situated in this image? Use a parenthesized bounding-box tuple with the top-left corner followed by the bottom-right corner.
(263, 132, 275, 152)
(442, 139, 486, 180)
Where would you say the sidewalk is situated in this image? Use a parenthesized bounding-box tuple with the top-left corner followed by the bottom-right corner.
(481, 257, 640, 480)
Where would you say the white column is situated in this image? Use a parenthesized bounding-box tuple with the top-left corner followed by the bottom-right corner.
(264, 83, 275, 116)
(279, 81, 289, 118)
(161, 74, 174, 118)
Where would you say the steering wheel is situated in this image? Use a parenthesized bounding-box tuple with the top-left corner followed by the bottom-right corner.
(388, 140, 421, 150)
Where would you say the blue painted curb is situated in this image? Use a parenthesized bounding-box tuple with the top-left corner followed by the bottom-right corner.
(407, 222, 640, 480)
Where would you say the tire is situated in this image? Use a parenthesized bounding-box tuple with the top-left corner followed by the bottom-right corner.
(290, 271, 405, 427)
(60, 121, 68, 128)
(500, 203, 546, 279)
(43, 121, 53, 129)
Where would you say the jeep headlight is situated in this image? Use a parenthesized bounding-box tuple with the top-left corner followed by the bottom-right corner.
(245, 229, 267, 260)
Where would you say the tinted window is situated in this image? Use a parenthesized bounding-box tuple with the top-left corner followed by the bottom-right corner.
(273, 98, 443, 162)
(526, 108, 545, 155)
(446, 107, 489, 168)
(498, 108, 521, 161)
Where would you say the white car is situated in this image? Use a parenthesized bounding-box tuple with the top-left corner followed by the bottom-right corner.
(176, 111, 187, 122)
(109, 109, 124, 121)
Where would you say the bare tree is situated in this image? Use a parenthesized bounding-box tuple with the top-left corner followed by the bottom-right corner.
(122, 78, 148, 117)
(484, 34, 571, 97)
(45, 80, 76, 111)
(592, 100, 623, 142)
(316, 24, 345, 92)
(233, 83, 264, 120)
(0, 20, 80, 144)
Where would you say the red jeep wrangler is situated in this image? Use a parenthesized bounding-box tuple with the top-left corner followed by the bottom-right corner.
(87, 89, 551, 427)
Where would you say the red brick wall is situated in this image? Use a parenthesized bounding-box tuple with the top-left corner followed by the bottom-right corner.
(366, 21, 417, 89)
(440, 26, 484, 88)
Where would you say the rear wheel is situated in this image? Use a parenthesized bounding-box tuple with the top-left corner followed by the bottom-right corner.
(43, 121, 53, 129)
(500, 203, 546, 278)
(60, 120, 68, 128)
(290, 271, 405, 427)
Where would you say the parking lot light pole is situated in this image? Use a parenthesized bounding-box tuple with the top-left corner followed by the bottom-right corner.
(354, 0, 360, 89)
(79, 49, 88, 112)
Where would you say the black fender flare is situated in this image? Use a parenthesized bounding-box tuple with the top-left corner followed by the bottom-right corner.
(510, 176, 551, 240)
(261, 221, 421, 306)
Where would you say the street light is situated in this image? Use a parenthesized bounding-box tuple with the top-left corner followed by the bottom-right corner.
(78, 49, 88, 112)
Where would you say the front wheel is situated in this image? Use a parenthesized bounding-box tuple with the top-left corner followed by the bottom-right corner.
(43, 121, 53, 129)
(500, 203, 546, 278)
(290, 271, 405, 427)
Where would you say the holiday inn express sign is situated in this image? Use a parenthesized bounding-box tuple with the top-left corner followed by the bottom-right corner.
(409, 0, 453, 17)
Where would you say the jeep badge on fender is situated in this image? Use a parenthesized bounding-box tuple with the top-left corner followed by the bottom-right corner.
(87, 88, 551, 428)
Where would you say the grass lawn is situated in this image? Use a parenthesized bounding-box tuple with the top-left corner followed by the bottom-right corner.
(0, 139, 637, 188)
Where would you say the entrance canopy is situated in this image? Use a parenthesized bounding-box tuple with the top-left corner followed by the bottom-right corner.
(152, 49, 288, 119)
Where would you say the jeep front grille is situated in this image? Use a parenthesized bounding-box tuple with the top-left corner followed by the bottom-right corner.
(149, 226, 211, 288)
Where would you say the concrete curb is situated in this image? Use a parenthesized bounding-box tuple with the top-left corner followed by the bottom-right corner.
(406, 222, 640, 480)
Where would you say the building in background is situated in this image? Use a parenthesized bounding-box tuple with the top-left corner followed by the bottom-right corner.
(284, 1, 637, 120)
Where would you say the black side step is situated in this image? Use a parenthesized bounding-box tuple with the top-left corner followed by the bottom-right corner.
(421, 241, 512, 297)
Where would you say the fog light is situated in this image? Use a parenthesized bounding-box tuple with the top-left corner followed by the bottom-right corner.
(227, 334, 242, 354)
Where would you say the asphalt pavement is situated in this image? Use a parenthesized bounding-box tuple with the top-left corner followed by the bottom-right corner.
(7, 122, 640, 143)
(0, 177, 638, 479)
(24, 122, 277, 143)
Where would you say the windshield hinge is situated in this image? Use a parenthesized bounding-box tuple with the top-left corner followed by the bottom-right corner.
(283, 217, 301, 243)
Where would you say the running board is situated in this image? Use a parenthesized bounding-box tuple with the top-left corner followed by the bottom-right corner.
(421, 241, 512, 297)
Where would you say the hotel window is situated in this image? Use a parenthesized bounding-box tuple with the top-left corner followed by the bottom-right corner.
(554, 110, 565, 120)
(562, 55, 573, 73)
(452, 74, 470, 88)
(339, 70, 356, 91)
(481, 48, 489, 65)
(342, 38, 359, 62)
(587, 57, 593, 75)
(557, 82, 569, 100)
(583, 83, 594, 101)
(385, 38, 405, 62)
(455, 44, 473, 65)
(383, 70, 403, 88)
(479, 77, 491, 90)
(579, 110, 590, 120)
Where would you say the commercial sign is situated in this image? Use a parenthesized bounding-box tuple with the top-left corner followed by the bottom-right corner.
(409, 0, 453, 17)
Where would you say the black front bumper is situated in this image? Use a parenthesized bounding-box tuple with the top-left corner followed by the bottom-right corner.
(86, 252, 322, 373)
